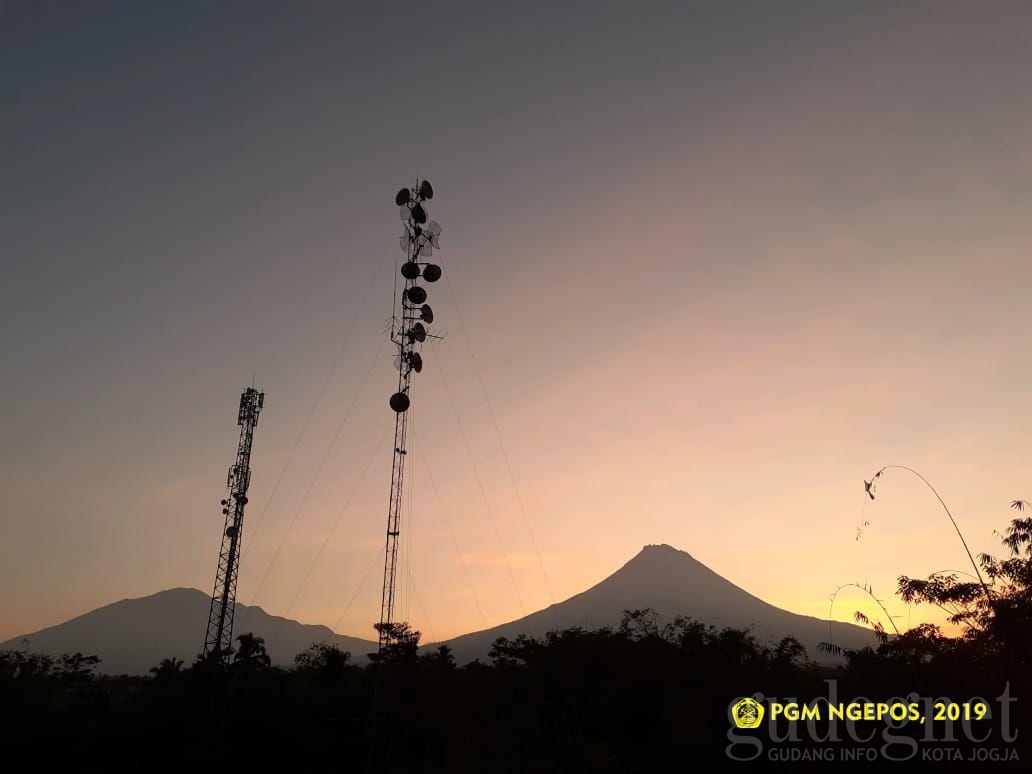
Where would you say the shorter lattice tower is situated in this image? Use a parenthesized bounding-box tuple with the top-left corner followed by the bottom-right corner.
(203, 386, 264, 663)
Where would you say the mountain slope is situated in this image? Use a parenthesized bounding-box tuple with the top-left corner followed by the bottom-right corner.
(3, 545, 878, 673)
(440, 544, 876, 663)
(0, 588, 377, 675)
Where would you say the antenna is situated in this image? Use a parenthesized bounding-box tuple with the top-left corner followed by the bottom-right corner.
(203, 386, 264, 665)
(378, 180, 443, 657)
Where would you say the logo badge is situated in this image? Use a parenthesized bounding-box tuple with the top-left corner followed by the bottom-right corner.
(732, 697, 765, 729)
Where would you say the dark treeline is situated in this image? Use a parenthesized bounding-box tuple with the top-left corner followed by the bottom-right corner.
(3, 514, 1032, 769)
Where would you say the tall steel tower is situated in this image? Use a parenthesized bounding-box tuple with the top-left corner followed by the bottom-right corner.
(378, 180, 443, 655)
(203, 386, 264, 663)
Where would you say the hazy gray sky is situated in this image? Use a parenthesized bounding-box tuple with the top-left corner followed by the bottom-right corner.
(3, 1, 1032, 644)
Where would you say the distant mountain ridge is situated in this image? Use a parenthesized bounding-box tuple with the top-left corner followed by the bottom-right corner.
(0, 588, 377, 675)
(3, 545, 877, 674)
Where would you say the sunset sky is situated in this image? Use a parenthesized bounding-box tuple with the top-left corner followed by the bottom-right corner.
(4, 2, 1032, 645)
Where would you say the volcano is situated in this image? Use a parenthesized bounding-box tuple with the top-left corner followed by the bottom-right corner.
(438, 544, 876, 663)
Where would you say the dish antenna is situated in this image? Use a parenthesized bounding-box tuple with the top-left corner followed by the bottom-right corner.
(408, 322, 427, 343)
(389, 391, 410, 413)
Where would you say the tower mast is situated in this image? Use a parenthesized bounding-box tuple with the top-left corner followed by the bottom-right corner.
(203, 385, 264, 663)
(378, 180, 443, 655)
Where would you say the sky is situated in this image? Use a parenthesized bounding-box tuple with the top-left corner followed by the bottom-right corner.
(3, 1, 1032, 645)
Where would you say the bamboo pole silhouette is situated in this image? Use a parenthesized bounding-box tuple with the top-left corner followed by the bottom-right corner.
(864, 465, 992, 603)
(829, 582, 902, 637)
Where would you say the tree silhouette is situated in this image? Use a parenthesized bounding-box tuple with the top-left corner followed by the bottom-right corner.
(369, 621, 421, 665)
(149, 656, 183, 679)
(619, 607, 661, 640)
(231, 632, 271, 676)
(897, 505, 1032, 666)
(420, 644, 456, 672)
(294, 641, 350, 675)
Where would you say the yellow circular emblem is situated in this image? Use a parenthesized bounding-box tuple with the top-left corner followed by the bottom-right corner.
(732, 697, 765, 729)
